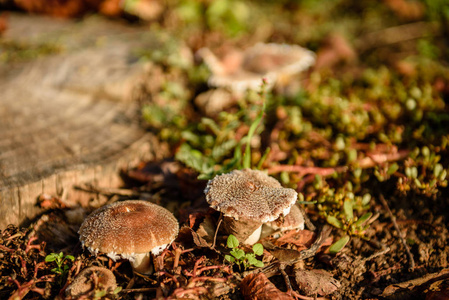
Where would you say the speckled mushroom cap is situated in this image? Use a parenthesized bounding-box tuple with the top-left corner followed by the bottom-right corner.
(205, 169, 298, 223)
(79, 200, 178, 259)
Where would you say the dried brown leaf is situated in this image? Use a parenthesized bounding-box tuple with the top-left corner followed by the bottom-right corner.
(241, 273, 295, 300)
(295, 269, 341, 296)
(191, 215, 216, 248)
(275, 229, 316, 249)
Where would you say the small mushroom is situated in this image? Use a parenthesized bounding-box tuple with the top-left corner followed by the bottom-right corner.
(79, 200, 179, 275)
(205, 169, 297, 245)
(243, 43, 316, 78)
(65, 266, 117, 298)
(268, 204, 305, 231)
(196, 43, 315, 95)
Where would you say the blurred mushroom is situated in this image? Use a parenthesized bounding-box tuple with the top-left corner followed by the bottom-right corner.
(79, 200, 179, 275)
(194, 88, 236, 117)
(65, 266, 117, 298)
(205, 169, 297, 245)
(267, 204, 305, 231)
(196, 43, 315, 95)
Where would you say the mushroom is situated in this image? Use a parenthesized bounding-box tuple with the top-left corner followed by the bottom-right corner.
(65, 266, 117, 298)
(196, 43, 315, 95)
(205, 169, 298, 245)
(267, 204, 305, 231)
(78, 200, 179, 275)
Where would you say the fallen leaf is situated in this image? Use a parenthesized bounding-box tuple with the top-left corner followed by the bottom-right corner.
(267, 248, 303, 265)
(191, 215, 216, 248)
(241, 273, 295, 300)
(275, 229, 316, 249)
(295, 269, 341, 296)
(188, 211, 206, 229)
(275, 229, 332, 251)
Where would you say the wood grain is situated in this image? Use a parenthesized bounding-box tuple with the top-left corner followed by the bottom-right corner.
(0, 14, 160, 229)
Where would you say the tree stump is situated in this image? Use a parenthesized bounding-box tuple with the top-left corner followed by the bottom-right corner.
(0, 14, 161, 229)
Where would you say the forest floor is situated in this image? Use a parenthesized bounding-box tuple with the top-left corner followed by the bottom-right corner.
(1, 0, 449, 299)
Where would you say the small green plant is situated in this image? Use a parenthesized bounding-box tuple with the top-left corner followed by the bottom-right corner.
(45, 252, 75, 282)
(93, 286, 122, 300)
(175, 80, 269, 180)
(224, 234, 264, 270)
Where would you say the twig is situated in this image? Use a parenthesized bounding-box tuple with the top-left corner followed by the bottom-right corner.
(379, 194, 415, 271)
(297, 205, 315, 231)
(356, 21, 437, 52)
(211, 215, 223, 249)
(122, 287, 158, 293)
(267, 165, 347, 176)
(381, 268, 449, 298)
(252, 225, 332, 278)
(268, 150, 409, 177)
(74, 185, 139, 197)
(293, 224, 332, 262)
(0, 244, 14, 252)
(362, 246, 391, 264)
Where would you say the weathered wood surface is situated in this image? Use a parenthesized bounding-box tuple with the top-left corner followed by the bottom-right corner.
(0, 14, 161, 229)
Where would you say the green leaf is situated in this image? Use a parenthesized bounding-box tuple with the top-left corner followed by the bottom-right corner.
(175, 143, 214, 175)
(387, 163, 399, 175)
(256, 147, 271, 169)
(95, 290, 107, 297)
(227, 234, 239, 248)
(361, 194, 371, 206)
(297, 200, 317, 204)
(225, 255, 235, 263)
(231, 249, 245, 260)
(252, 243, 264, 256)
(243, 101, 265, 169)
(65, 255, 75, 261)
(329, 235, 350, 254)
(355, 212, 373, 227)
(326, 215, 344, 229)
(201, 117, 221, 136)
(246, 254, 264, 267)
(252, 260, 264, 268)
(343, 200, 354, 221)
(246, 254, 257, 264)
(113, 286, 122, 294)
(45, 254, 57, 262)
(212, 139, 238, 161)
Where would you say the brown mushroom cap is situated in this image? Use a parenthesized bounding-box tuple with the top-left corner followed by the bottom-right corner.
(242, 43, 316, 76)
(268, 204, 305, 231)
(196, 43, 314, 94)
(65, 266, 116, 298)
(79, 200, 178, 259)
(205, 169, 298, 223)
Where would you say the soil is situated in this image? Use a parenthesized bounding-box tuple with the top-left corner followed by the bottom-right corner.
(1, 162, 448, 299)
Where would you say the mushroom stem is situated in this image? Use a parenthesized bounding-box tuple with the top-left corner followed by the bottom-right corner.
(222, 216, 263, 245)
(130, 253, 153, 275)
(244, 225, 262, 245)
(197, 48, 226, 75)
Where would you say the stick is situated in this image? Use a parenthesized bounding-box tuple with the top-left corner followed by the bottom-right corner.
(211, 216, 223, 249)
(379, 194, 415, 271)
